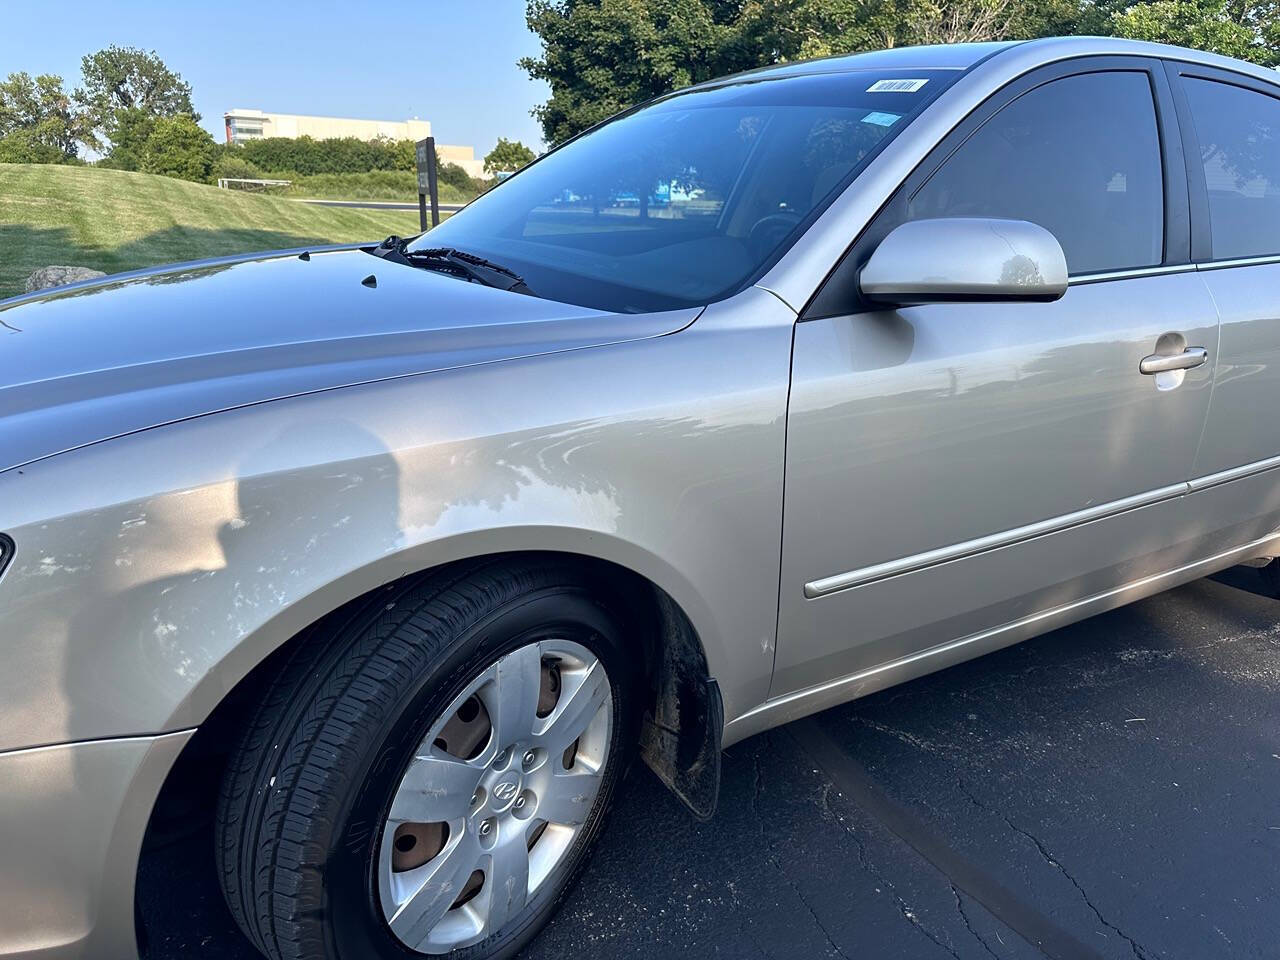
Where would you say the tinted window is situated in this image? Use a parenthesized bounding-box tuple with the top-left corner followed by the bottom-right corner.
(409, 71, 955, 312)
(907, 72, 1164, 274)
(1181, 77, 1280, 260)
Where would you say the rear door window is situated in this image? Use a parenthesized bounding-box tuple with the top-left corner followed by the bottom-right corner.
(1179, 76, 1280, 260)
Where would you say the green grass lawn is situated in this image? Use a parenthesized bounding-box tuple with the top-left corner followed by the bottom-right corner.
(0, 163, 424, 299)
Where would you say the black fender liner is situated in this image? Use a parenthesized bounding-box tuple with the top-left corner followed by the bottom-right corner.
(637, 590, 723, 820)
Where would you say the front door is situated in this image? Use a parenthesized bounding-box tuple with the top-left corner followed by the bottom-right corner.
(773, 59, 1220, 697)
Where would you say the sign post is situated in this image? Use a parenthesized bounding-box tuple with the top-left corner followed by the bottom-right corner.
(415, 137, 440, 231)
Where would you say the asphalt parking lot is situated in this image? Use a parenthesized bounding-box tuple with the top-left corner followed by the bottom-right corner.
(139, 566, 1280, 960)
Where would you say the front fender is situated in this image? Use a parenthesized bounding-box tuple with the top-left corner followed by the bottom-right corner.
(167, 524, 724, 734)
(0, 288, 795, 753)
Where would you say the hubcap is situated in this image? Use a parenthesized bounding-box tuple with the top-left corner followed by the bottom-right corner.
(377, 639, 613, 954)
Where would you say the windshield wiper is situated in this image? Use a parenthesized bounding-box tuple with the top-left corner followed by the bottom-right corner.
(368, 236, 535, 296)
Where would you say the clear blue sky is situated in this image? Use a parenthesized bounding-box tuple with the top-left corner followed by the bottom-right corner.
(0, 1, 549, 155)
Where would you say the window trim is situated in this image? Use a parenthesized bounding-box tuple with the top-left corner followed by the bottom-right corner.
(801, 56, 1190, 321)
(1163, 60, 1280, 265)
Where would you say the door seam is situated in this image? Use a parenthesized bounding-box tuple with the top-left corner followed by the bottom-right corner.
(766, 318, 799, 700)
(1188, 268, 1224, 477)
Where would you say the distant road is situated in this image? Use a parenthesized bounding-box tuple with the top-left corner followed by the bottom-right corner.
(289, 198, 467, 212)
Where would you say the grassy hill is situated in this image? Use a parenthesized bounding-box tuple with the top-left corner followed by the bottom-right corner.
(0, 163, 424, 300)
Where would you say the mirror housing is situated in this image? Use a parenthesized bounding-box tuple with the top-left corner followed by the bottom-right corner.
(859, 218, 1068, 306)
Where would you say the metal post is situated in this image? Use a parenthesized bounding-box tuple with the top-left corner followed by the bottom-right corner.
(426, 136, 440, 227)
(415, 136, 441, 231)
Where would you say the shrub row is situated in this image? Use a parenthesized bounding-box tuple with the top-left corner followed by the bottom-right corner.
(285, 170, 475, 204)
(207, 163, 479, 204)
(220, 137, 484, 197)
(236, 135, 411, 176)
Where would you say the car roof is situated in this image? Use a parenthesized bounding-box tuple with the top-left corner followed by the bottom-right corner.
(697, 36, 1280, 91)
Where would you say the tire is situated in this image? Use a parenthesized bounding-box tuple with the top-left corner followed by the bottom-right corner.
(215, 558, 638, 960)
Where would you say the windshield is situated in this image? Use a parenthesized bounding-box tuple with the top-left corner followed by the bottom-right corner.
(409, 69, 955, 313)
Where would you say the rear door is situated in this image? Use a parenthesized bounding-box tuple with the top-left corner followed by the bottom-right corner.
(1166, 63, 1280, 484)
(773, 58, 1220, 698)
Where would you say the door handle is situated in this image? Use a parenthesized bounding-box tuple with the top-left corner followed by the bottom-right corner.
(1139, 346, 1208, 375)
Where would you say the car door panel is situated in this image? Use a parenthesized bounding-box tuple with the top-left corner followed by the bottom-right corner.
(773, 274, 1218, 695)
(772, 58, 1220, 699)
(1193, 264, 1280, 477)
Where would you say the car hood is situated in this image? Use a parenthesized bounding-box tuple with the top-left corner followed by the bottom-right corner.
(0, 247, 699, 473)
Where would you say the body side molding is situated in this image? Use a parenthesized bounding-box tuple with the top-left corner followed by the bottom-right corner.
(805, 451, 1280, 600)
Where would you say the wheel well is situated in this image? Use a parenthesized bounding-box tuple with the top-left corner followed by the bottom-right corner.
(136, 551, 720, 947)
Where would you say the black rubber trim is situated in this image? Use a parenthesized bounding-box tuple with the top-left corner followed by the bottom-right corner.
(0, 534, 13, 580)
(1162, 60, 1214, 262)
(790, 716, 1109, 960)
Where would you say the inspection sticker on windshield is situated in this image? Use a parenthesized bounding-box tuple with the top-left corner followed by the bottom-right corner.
(862, 111, 900, 127)
(867, 78, 929, 93)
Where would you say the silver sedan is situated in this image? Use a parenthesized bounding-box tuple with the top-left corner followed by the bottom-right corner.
(2, 35, 1279, 960)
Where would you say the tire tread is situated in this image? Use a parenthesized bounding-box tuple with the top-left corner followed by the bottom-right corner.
(214, 558, 594, 960)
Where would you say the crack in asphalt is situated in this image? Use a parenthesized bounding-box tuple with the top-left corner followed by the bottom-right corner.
(803, 716, 1116, 960)
(955, 778, 1150, 960)
(952, 883, 1001, 960)
(814, 775, 964, 960)
(751, 749, 852, 960)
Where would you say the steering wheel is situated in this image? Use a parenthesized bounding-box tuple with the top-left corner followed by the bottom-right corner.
(748, 211, 803, 259)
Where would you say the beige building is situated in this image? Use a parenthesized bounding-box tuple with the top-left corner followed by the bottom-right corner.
(434, 143, 483, 177)
(223, 108, 485, 177)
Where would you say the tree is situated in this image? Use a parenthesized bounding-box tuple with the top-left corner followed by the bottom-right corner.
(522, 0, 747, 145)
(140, 114, 217, 182)
(774, 0, 1089, 50)
(211, 151, 267, 183)
(76, 46, 195, 151)
(520, 0, 1058, 144)
(484, 137, 537, 173)
(97, 107, 157, 171)
(1111, 0, 1277, 65)
(438, 161, 483, 192)
(522, 0, 1280, 145)
(390, 137, 417, 171)
(0, 127, 67, 164)
(0, 71, 89, 162)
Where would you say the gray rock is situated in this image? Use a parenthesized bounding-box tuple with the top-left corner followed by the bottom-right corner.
(25, 265, 108, 294)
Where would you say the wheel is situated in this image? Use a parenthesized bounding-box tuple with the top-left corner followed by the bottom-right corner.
(215, 559, 636, 960)
(1263, 558, 1280, 597)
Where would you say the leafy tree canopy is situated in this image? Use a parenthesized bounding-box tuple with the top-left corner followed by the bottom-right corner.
(484, 137, 537, 173)
(97, 107, 157, 171)
(1111, 0, 1278, 65)
(522, 0, 1280, 143)
(522, 0, 744, 145)
(76, 45, 196, 150)
(0, 71, 90, 162)
(140, 114, 217, 182)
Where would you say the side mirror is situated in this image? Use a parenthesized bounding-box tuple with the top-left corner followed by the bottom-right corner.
(859, 217, 1068, 306)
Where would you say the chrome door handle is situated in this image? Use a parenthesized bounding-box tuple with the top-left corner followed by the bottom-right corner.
(1139, 347, 1208, 375)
